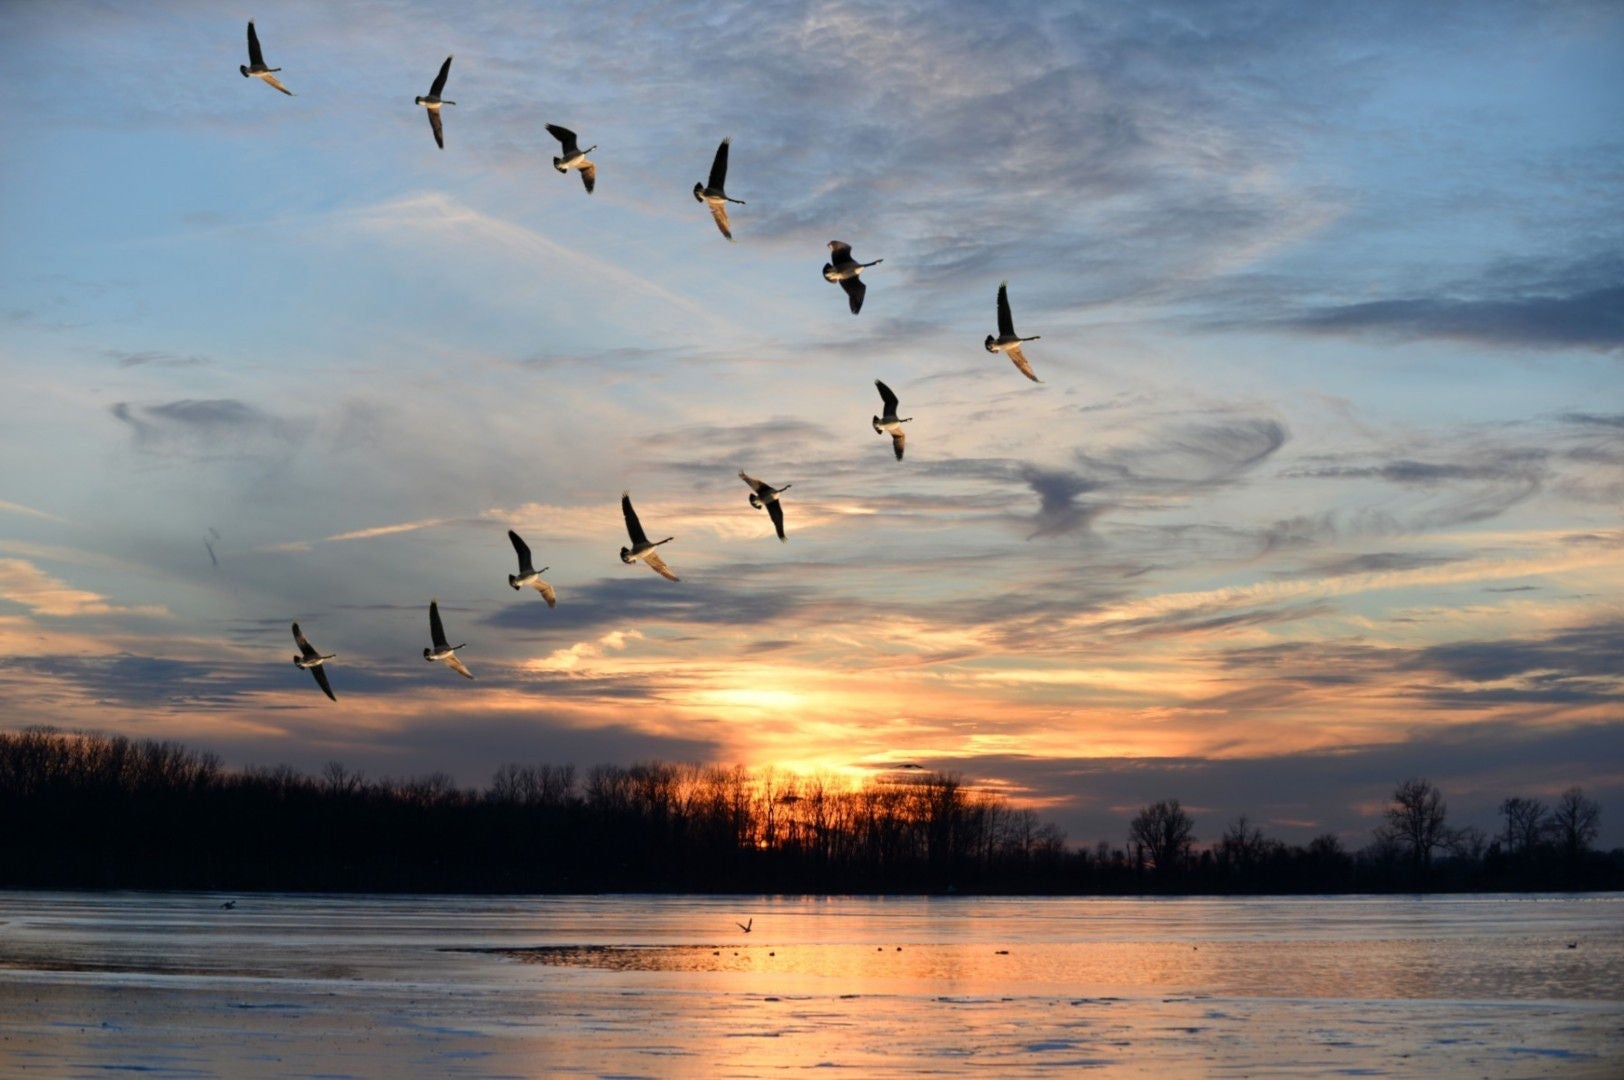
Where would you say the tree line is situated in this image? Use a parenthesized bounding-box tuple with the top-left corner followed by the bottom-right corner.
(1, 729, 1616, 894)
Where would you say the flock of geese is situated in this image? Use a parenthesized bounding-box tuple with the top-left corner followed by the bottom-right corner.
(244, 20, 1049, 702)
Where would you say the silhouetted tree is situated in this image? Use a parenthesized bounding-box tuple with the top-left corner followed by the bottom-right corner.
(1376, 778, 1453, 874)
(1499, 796, 1547, 858)
(1128, 799, 1195, 878)
(1550, 786, 1601, 866)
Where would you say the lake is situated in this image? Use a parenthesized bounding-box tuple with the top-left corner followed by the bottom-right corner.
(1, 891, 1619, 1076)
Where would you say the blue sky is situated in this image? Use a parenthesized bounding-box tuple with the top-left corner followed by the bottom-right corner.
(1, 0, 1620, 849)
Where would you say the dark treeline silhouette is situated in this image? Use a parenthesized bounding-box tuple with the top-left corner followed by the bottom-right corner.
(2, 730, 1618, 894)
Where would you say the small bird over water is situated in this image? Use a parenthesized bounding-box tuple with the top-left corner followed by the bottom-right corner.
(547, 124, 598, 194)
(620, 493, 678, 581)
(736, 917, 753, 933)
(985, 280, 1043, 383)
(507, 529, 556, 607)
(694, 138, 746, 241)
(424, 599, 473, 679)
(872, 379, 912, 460)
(739, 470, 791, 542)
(823, 241, 883, 315)
(240, 20, 293, 96)
(291, 622, 337, 702)
(415, 56, 455, 149)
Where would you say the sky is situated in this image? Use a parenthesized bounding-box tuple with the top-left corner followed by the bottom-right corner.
(1, 0, 1621, 851)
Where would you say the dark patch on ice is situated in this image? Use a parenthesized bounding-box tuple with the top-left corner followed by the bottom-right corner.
(227, 1002, 304, 1011)
(1027, 1040, 1079, 1052)
(1507, 1047, 1586, 1059)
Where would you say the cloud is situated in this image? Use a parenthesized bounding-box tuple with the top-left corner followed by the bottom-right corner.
(0, 500, 66, 524)
(1272, 285, 1624, 352)
(106, 349, 211, 369)
(1019, 467, 1107, 539)
(109, 398, 304, 459)
(0, 559, 164, 618)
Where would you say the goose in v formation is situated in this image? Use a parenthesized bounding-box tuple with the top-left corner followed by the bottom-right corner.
(507, 529, 556, 607)
(694, 138, 746, 241)
(291, 622, 336, 702)
(241, 20, 294, 96)
(739, 470, 791, 542)
(415, 55, 455, 149)
(620, 493, 678, 581)
(823, 241, 883, 314)
(985, 280, 1042, 382)
(546, 123, 597, 194)
(424, 599, 473, 679)
(872, 379, 912, 460)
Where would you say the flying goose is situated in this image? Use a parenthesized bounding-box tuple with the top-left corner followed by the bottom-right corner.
(736, 917, 753, 933)
(985, 280, 1042, 382)
(507, 529, 556, 607)
(739, 470, 791, 542)
(694, 138, 746, 240)
(546, 123, 597, 194)
(291, 622, 336, 702)
(872, 379, 912, 460)
(424, 599, 473, 679)
(415, 56, 455, 149)
(823, 241, 883, 315)
(240, 20, 294, 96)
(620, 492, 678, 581)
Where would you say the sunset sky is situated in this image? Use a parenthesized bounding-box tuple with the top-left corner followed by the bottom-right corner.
(2, 0, 1620, 849)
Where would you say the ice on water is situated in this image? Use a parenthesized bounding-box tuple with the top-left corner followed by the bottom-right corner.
(1, 892, 1620, 1076)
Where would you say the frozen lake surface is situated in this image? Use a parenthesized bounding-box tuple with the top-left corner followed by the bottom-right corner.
(1, 891, 1620, 1077)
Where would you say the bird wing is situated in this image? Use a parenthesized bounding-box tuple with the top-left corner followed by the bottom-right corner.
(430, 55, 452, 97)
(534, 580, 557, 608)
(309, 663, 336, 702)
(580, 162, 596, 194)
(545, 123, 578, 153)
(708, 201, 733, 240)
(827, 240, 853, 267)
(1006, 344, 1041, 383)
(875, 379, 899, 414)
(428, 107, 444, 149)
(508, 529, 534, 574)
(643, 550, 680, 582)
(840, 275, 866, 315)
(767, 499, 786, 541)
(292, 621, 319, 660)
(997, 280, 1015, 338)
(622, 494, 649, 545)
(429, 600, 449, 649)
(891, 430, 906, 460)
(739, 469, 766, 495)
(444, 653, 475, 680)
(708, 138, 730, 191)
(247, 21, 265, 67)
(261, 72, 294, 95)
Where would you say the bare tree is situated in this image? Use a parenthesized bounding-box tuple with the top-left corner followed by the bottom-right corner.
(1129, 799, 1195, 874)
(1550, 786, 1601, 865)
(1498, 796, 1547, 857)
(1377, 778, 1453, 871)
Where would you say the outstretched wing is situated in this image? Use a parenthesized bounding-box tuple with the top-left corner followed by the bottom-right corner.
(430, 55, 453, 97)
(580, 163, 596, 194)
(545, 123, 578, 154)
(739, 469, 766, 496)
(708, 138, 730, 191)
(309, 664, 336, 702)
(444, 653, 475, 680)
(534, 580, 557, 608)
(827, 240, 854, 268)
(643, 550, 680, 582)
(840, 275, 866, 315)
(875, 379, 899, 414)
(428, 107, 444, 149)
(508, 529, 534, 574)
(291, 621, 319, 661)
(708, 201, 733, 240)
(261, 72, 294, 96)
(622, 493, 649, 546)
(766, 499, 786, 542)
(997, 280, 1015, 338)
(891, 430, 906, 461)
(429, 600, 449, 650)
(247, 20, 265, 67)
(1006, 344, 1041, 383)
